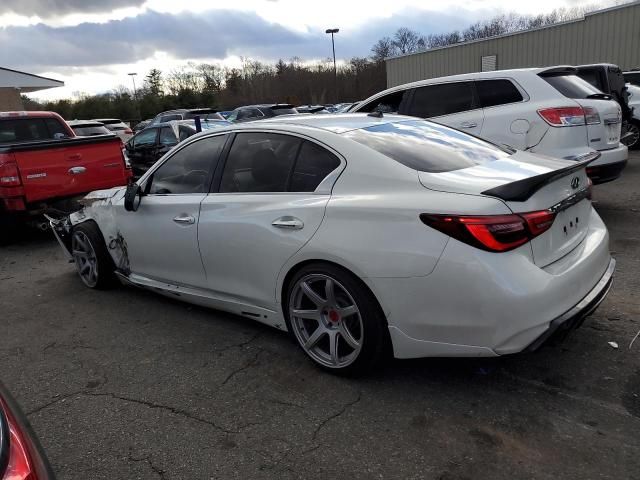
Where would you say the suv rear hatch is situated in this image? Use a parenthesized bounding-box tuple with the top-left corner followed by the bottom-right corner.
(540, 70, 622, 151)
(418, 150, 593, 267)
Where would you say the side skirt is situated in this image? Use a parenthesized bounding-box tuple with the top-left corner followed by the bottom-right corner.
(115, 272, 289, 332)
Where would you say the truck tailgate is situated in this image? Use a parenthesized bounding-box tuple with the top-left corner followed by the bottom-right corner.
(5, 135, 129, 204)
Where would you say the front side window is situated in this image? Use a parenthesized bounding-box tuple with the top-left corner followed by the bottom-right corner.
(344, 119, 510, 173)
(179, 126, 195, 142)
(408, 82, 478, 118)
(476, 79, 524, 108)
(148, 134, 227, 195)
(133, 128, 157, 147)
(220, 132, 301, 193)
(159, 127, 177, 145)
(160, 114, 182, 122)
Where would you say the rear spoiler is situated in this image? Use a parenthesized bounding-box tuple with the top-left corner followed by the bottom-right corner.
(481, 152, 600, 202)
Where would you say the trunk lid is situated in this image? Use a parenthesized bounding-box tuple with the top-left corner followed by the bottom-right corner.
(573, 98, 622, 151)
(418, 150, 593, 266)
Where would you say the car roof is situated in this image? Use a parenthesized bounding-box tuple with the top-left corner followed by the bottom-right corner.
(92, 118, 123, 123)
(67, 120, 105, 127)
(233, 113, 418, 134)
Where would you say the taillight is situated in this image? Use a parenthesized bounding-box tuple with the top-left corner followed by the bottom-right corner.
(586, 177, 593, 200)
(121, 147, 131, 169)
(537, 107, 586, 127)
(124, 128, 133, 135)
(420, 210, 556, 253)
(583, 106, 601, 125)
(0, 395, 50, 480)
(0, 156, 21, 187)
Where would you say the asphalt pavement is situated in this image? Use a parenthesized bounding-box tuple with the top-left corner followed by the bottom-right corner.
(1, 152, 639, 480)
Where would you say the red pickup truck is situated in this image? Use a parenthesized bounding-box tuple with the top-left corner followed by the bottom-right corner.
(0, 111, 131, 237)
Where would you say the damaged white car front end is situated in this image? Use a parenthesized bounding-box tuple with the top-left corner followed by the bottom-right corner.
(46, 187, 131, 274)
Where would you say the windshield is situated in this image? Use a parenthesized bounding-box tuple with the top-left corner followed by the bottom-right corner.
(73, 125, 111, 136)
(343, 119, 511, 173)
(541, 74, 602, 99)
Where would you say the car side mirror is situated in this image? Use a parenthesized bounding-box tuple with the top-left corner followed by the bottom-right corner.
(124, 182, 142, 212)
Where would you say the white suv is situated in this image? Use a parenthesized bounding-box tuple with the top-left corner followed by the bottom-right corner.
(353, 67, 628, 184)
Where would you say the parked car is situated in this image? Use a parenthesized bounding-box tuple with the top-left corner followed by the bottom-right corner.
(333, 102, 357, 113)
(92, 118, 133, 142)
(133, 119, 152, 132)
(125, 119, 228, 177)
(0, 380, 55, 479)
(296, 105, 330, 114)
(226, 104, 298, 122)
(67, 120, 112, 137)
(149, 108, 225, 126)
(623, 69, 640, 87)
(574, 64, 636, 150)
(50, 114, 613, 375)
(625, 83, 640, 149)
(0, 111, 131, 238)
(353, 66, 628, 184)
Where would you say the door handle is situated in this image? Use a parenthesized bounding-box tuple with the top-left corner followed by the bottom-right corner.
(272, 216, 304, 230)
(459, 122, 478, 129)
(173, 214, 195, 225)
(68, 166, 86, 175)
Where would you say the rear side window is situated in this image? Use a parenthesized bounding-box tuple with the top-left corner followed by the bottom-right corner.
(476, 80, 523, 108)
(408, 82, 477, 118)
(220, 132, 301, 193)
(0, 118, 62, 143)
(179, 126, 194, 142)
(271, 107, 297, 116)
(343, 120, 510, 173)
(541, 74, 601, 99)
(133, 128, 157, 147)
(625, 72, 640, 86)
(290, 141, 341, 192)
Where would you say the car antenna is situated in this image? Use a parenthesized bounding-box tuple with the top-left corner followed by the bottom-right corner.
(367, 111, 383, 118)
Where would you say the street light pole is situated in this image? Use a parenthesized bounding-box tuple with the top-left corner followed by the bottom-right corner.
(325, 28, 339, 102)
(128, 72, 138, 122)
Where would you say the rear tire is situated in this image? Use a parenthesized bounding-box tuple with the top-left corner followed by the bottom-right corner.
(624, 121, 640, 150)
(71, 222, 117, 289)
(284, 263, 389, 375)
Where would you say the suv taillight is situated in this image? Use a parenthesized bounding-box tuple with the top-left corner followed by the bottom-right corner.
(538, 107, 587, 126)
(0, 156, 21, 187)
(583, 106, 601, 125)
(420, 211, 556, 253)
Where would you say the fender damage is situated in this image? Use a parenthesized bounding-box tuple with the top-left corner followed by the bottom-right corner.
(46, 187, 130, 274)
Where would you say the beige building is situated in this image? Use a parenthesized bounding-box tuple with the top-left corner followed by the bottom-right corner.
(386, 2, 640, 87)
(0, 67, 64, 110)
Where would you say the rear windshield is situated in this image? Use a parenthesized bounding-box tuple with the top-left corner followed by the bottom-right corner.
(98, 119, 122, 125)
(0, 118, 69, 143)
(343, 120, 510, 173)
(73, 125, 111, 136)
(271, 108, 298, 116)
(541, 74, 602, 99)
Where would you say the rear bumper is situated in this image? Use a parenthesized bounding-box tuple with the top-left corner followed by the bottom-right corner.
(524, 257, 615, 351)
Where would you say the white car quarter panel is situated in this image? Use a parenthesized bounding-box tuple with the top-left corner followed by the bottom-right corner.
(370, 207, 610, 357)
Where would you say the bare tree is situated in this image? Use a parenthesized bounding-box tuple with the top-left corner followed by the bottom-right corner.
(392, 28, 423, 55)
(371, 36, 397, 62)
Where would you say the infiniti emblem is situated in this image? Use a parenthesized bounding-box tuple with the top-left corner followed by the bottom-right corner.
(570, 177, 580, 189)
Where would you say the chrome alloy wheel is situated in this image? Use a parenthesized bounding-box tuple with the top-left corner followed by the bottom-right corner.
(289, 274, 363, 368)
(624, 122, 639, 149)
(72, 230, 99, 287)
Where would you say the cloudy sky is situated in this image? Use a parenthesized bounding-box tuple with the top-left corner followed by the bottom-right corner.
(0, 0, 599, 100)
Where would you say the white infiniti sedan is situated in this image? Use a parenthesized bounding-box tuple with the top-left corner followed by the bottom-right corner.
(50, 114, 615, 374)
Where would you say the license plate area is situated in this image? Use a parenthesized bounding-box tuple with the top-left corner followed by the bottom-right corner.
(606, 123, 620, 144)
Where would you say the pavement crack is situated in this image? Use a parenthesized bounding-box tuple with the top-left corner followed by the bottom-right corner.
(27, 391, 84, 416)
(215, 332, 262, 356)
(83, 392, 239, 433)
(221, 348, 264, 386)
(128, 452, 166, 479)
(311, 392, 362, 440)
